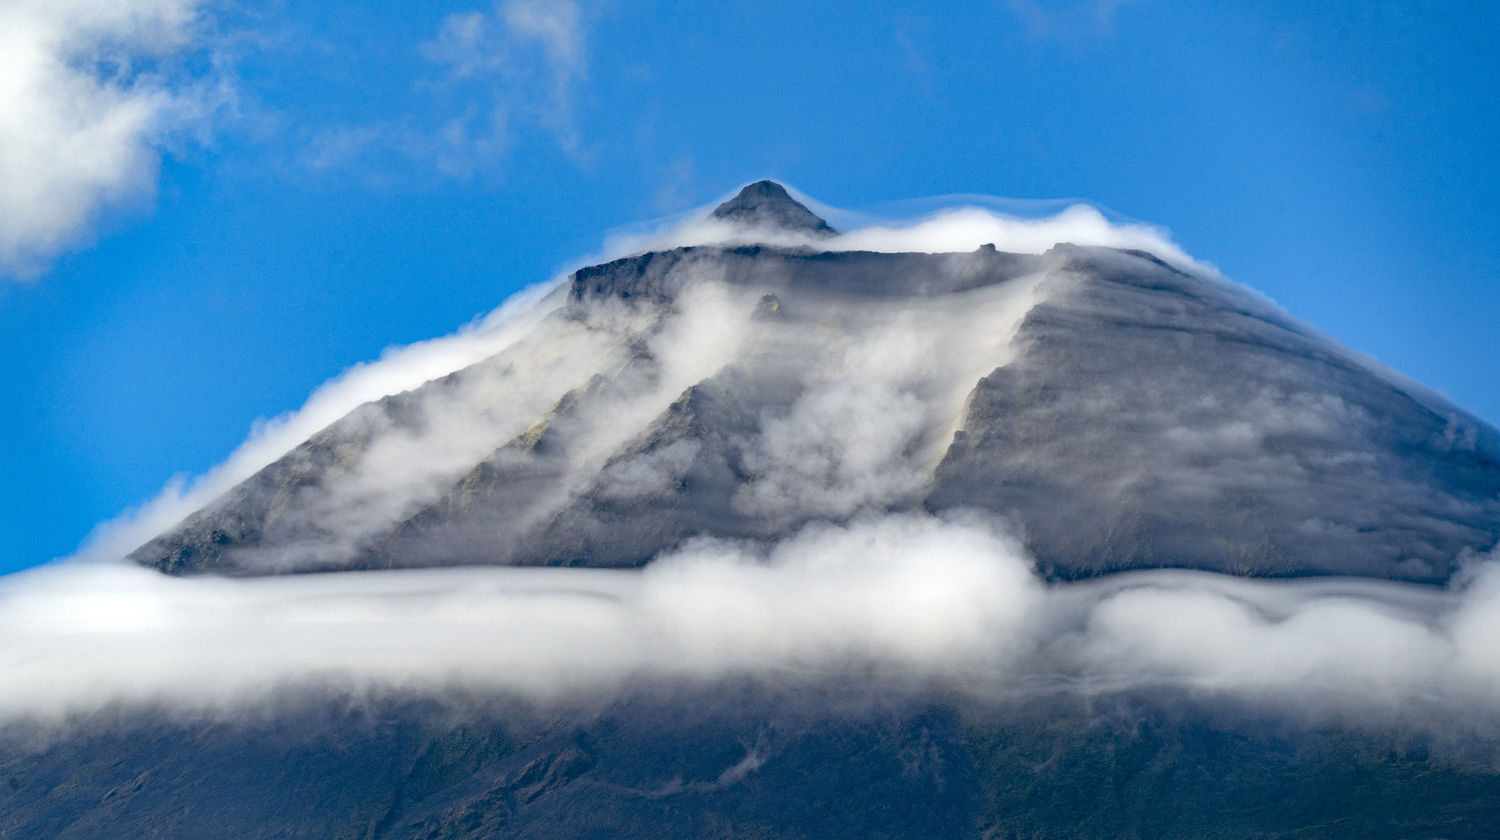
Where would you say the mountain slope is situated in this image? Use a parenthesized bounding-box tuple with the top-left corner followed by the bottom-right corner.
(7, 689, 1500, 840)
(129, 183, 1500, 582)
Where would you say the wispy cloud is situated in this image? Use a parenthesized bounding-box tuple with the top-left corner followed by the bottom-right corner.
(0, 0, 232, 279)
(1002, 0, 1136, 41)
(306, 0, 590, 178)
(70, 278, 566, 568)
(651, 155, 699, 212)
(423, 0, 589, 160)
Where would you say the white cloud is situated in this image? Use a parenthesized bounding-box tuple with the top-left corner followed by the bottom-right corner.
(731, 275, 1047, 524)
(9, 512, 1500, 734)
(0, 513, 1040, 720)
(310, 0, 590, 176)
(1003, 0, 1136, 41)
(501, 0, 585, 77)
(0, 0, 224, 279)
(443, 0, 586, 154)
(605, 198, 1212, 275)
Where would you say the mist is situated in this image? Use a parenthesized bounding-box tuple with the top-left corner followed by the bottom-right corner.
(70, 279, 567, 567)
(6, 511, 1500, 735)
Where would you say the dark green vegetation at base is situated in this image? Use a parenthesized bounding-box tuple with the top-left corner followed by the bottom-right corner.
(4, 689, 1497, 839)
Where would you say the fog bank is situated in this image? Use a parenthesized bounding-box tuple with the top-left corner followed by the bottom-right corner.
(7, 512, 1500, 731)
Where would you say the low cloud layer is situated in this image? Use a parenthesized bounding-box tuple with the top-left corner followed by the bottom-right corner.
(0, 0, 225, 278)
(7, 511, 1500, 734)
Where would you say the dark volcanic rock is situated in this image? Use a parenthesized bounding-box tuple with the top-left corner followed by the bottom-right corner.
(710, 180, 837, 235)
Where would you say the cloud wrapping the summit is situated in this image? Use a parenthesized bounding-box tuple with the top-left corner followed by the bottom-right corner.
(606, 200, 1209, 275)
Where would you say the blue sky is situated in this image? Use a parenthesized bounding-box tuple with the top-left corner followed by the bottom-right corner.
(1, 0, 1497, 573)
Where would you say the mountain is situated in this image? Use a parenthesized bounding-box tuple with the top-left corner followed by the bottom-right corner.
(9, 183, 1500, 839)
(130, 182, 1500, 582)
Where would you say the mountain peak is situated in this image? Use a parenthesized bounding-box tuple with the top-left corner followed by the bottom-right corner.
(710, 181, 836, 235)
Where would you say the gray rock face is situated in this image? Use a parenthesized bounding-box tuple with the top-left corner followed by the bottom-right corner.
(928, 247, 1500, 582)
(130, 184, 1500, 582)
(709, 180, 836, 235)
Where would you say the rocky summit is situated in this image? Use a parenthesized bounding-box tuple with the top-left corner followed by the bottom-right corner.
(707, 179, 837, 234)
(131, 181, 1500, 582)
